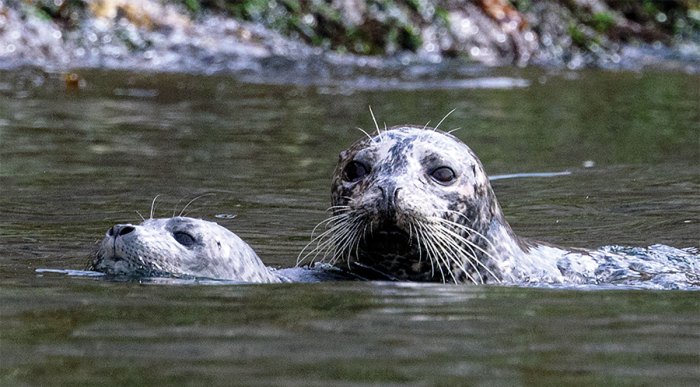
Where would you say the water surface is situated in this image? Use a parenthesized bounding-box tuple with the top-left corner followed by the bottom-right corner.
(1, 67, 699, 384)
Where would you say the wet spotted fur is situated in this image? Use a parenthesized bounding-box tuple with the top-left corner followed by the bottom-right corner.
(90, 217, 282, 282)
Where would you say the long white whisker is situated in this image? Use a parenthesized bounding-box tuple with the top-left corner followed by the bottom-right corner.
(297, 211, 367, 267)
(350, 261, 399, 281)
(434, 108, 456, 131)
(424, 222, 479, 284)
(309, 212, 352, 237)
(150, 195, 160, 219)
(408, 221, 423, 265)
(298, 219, 354, 265)
(355, 127, 373, 141)
(368, 106, 383, 141)
(326, 205, 352, 211)
(430, 218, 502, 282)
(442, 220, 500, 258)
(179, 193, 216, 217)
(415, 223, 446, 282)
(424, 223, 481, 284)
(443, 210, 501, 253)
(331, 221, 364, 266)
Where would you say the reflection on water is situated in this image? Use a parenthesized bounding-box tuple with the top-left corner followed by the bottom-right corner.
(1, 67, 699, 384)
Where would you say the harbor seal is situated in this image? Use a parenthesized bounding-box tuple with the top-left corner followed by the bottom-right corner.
(90, 217, 282, 282)
(90, 216, 354, 283)
(85, 127, 698, 288)
(298, 125, 700, 287)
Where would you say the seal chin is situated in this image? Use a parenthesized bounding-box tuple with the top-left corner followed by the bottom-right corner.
(90, 252, 140, 276)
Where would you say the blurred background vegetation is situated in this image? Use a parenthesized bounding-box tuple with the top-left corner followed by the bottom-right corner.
(16, 0, 699, 66)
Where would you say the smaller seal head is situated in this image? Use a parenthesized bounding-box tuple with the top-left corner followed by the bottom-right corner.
(90, 217, 280, 282)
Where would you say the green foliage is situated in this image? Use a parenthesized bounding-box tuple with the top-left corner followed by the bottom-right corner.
(568, 23, 588, 47)
(27, 0, 87, 27)
(18, 0, 699, 59)
(174, 0, 424, 55)
(591, 11, 615, 32)
(183, 0, 202, 13)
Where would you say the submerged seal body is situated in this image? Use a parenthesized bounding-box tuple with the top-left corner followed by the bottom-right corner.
(91, 217, 282, 282)
(299, 125, 699, 287)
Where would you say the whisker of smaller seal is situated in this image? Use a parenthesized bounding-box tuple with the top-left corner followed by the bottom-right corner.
(149, 194, 162, 219)
(178, 193, 217, 217)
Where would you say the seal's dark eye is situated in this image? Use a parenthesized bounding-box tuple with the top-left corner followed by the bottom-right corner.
(344, 161, 369, 182)
(430, 166, 456, 185)
(173, 231, 196, 247)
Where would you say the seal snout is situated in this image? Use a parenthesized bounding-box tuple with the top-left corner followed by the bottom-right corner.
(108, 224, 135, 238)
(377, 184, 401, 219)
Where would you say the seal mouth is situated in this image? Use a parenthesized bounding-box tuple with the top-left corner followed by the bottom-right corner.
(362, 224, 415, 256)
(346, 222, 435, 281)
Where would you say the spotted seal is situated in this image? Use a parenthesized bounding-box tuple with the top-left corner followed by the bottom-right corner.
(90, 216, 353, 283)
(85, 127, 697, 288)
(298, 125, 700, 287)
(90, 217, 282, 282)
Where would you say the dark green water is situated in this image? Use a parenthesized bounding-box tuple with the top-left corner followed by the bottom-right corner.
(1, 67, 699, 385)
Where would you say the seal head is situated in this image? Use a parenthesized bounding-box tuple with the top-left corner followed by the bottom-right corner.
(302, 125, 562, 284)
(90, 217, 281, 283)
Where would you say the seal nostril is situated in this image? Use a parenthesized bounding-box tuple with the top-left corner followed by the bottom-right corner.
(119, 226, 135, 236)
(109, 225, 135, 237)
